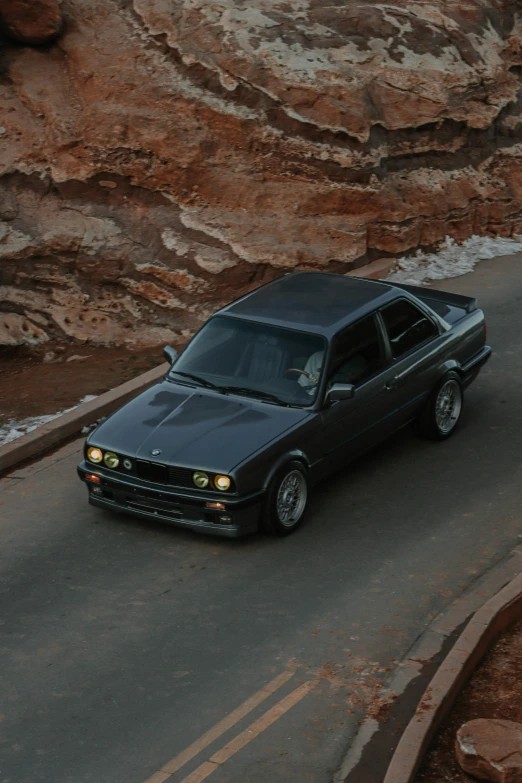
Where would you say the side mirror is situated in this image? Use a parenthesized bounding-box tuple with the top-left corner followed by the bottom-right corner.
(325, 383, 355, 404)
(163, 345, 179, 365)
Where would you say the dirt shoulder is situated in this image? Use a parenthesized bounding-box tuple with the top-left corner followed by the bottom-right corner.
(415, 617, 522, 782)
(0, 343, 164, 439)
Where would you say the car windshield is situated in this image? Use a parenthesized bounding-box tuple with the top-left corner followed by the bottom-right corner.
(169, 316, 326, 406)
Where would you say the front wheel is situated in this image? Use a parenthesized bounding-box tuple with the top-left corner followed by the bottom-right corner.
(262, 461, 308, 536)
(414, 373, 463, 440)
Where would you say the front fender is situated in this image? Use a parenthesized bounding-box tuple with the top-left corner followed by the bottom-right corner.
(232, 410, 318, 495)
(263, 450, 311, 491)
(233, 446, 312, 497)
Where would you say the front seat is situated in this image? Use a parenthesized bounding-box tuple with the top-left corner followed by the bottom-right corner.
(244, 334, 286, 383)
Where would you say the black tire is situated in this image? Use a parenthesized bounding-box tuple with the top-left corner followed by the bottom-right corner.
(414, 372, 463, 441)
(261, 461, 308, 536)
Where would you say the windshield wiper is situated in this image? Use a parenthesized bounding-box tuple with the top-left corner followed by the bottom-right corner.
(169, 371, 222, 391)
(219, 386, 290, 406)
(169, 375, 291, 406)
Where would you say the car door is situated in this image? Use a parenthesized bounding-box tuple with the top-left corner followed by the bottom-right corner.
(377, 297, 447, 426)
(319, 314, 400, 472)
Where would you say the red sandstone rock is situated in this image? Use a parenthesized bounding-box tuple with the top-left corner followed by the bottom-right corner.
(0, 0, 63, 45)
(1, 1, 522, 346)
(0, 313, 48, 346)
(456, 719, 522, 783)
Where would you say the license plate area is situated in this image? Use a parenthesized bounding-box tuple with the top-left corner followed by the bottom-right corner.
(124, 489, 183, 518)
(126, 500, 183, 519)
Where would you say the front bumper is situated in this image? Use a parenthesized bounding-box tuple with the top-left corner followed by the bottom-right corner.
(77, 461, 264, 538)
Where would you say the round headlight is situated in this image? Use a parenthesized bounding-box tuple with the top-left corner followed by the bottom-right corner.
(193, 471, 209, 489)
(87, 447, 103, 464)
(214, 475, 231, 491)
(123, 458, 133, 471)
(104, 452, 120, 469)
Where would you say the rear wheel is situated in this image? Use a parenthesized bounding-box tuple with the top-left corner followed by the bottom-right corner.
(262, 461, 308, 535)
(414, 372, 463, 440)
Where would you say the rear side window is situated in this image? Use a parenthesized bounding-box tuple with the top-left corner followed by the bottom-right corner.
(381, 300, 438, 359)
(329, 315, 384, 386)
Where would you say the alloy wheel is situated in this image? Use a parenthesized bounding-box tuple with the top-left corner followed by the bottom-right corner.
(435, 379, 462, 434)
(276, 470, 307, 527)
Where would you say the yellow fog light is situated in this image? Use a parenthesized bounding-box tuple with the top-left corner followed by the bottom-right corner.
(214, 475, 231, 491)
(87, 447, 103, 464)
(104, 452, 120, 469)
(193, 471, 209, 489)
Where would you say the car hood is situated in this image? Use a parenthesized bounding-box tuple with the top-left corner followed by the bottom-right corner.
(89, 380, 312, 473)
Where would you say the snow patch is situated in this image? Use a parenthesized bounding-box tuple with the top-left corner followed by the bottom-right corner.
(386, 235, 522, 286)
(0, 395, 97, 448)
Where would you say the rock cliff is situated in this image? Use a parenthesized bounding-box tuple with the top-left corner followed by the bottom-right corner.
(2, 0, 522, 346)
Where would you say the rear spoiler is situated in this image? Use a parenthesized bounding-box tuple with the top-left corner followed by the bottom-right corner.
(386, 281, 478, 313)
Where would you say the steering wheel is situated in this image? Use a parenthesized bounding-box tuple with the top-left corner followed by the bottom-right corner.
(285, 368, 316, 381)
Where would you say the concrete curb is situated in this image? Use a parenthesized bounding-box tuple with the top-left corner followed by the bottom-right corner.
(383, 571, 522, 783)
(0, 363, 169, 474)
(0, 259, 396, 477)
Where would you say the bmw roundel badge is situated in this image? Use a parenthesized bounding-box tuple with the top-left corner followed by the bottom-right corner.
(151, 449, 162, 456)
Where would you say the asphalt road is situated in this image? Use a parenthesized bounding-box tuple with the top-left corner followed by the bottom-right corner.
(1, 254, 522, 783)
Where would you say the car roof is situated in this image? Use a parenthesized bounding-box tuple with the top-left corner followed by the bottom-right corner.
(218, 271, 398, 337)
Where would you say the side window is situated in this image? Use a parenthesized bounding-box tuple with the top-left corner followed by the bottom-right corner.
(329, 315, 384, 386)
(381, 299, 438, 359)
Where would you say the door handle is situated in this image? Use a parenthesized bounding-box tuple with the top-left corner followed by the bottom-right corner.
(385, 376, 398, 391)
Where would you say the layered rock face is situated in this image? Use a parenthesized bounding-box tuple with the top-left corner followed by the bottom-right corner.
(2, 0, 522, 346)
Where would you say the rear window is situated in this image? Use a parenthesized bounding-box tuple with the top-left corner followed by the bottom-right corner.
(381, 300, 438, 358)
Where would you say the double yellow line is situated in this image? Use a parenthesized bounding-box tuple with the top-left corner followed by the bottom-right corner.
(143, 670, 318, 783)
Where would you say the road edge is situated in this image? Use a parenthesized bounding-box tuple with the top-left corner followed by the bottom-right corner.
(0, 259, 395, 476)
(383, 570, 522, 783)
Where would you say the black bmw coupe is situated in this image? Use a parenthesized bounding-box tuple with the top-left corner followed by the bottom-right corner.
(78, 271, 490, 537)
